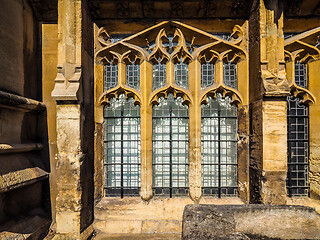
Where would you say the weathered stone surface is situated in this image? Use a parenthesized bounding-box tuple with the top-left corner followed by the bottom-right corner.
(182, 204, 320, 240)
(94, 197, 245, 235)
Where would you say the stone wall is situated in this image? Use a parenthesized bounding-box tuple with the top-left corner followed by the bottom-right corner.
(0, 0, 51, 238)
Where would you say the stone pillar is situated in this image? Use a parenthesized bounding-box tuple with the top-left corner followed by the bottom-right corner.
(188, 60, 201, 202)
(309, 60, 320, 198)
(51, 0, 94, 239)
(249, 0, 290, 204)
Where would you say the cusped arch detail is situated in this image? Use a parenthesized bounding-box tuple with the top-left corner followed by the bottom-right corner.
(200, 85, 243, 106)
(149, 85, 193, 106)
(99, 85, 142, 106)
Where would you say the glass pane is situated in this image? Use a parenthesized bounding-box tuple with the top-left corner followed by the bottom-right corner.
(126, 63, 140, 90)
(201, 94, 238, 197)
(295, 61, 307, 89)
(223, 62, 237, 89)
(104, 94, 141, 197)
(153, 93, 189, 196)
(153, 63, 166, 90)
(201, 63, 214, 89)
(175, 59, 189, 89)
(104, 64, 118, 91)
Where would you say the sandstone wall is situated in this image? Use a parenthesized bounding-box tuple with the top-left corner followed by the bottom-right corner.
(0, 0, 51, 237)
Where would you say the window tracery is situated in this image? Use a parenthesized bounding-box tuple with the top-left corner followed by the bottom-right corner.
(95, 21, 248, 200)
(284, 26, 320, 196)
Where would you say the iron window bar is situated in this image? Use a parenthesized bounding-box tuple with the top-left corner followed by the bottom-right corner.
(287, 96, 309, 197)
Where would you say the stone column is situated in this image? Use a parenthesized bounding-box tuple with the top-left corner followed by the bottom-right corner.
(51, 0, 94, 239)
(309, 60, 320, 198)
(249, 0, 290, 204)
(188, 60, 201, 202)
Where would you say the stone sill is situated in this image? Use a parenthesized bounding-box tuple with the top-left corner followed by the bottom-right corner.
(287, 196, 320, 213)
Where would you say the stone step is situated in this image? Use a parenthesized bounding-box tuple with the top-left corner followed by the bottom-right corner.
(0, 143, 43, 154)
(0, 212, 51, 240)
(0, 167, 49, 193)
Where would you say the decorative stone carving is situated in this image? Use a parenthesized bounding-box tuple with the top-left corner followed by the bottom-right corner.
(284, 26, 320, 104)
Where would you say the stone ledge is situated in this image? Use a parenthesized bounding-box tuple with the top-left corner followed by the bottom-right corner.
(0, 214, 51, 240)
(182, 204, 320, 240)
(0, 143, 43, 154)
(0, 167, 49, 193)
(0, 90, 46, 112)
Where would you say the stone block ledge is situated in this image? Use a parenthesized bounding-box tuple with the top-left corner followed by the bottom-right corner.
(0, 90, 46, 112)
(182, 204, 320, 240)
(0, 167, 49, 193)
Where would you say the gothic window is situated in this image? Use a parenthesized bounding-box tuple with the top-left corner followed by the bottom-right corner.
(126, 61, 140, 90)
(223, 61, 237, 89)
(104, 63, 118, 91)
(96, 21, 247, 200)
(201, 94, 238, 197)
(175, 58, 189, 89)
(152, 94, 189, 197)
(104, 95, 141, 197)
(201, 63, 215, 89)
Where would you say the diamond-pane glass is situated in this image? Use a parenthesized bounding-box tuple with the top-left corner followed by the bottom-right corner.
(175, 60, 189, 89)
(295, 62, 307, 89)
(153, 93, 189, 197)
(201, 63, 215, 89)
(104, 94, 141, 197)
(201, 94, 238, 197)
(223, 62, 237, 89)
(153, 63, 166, 90)
(287, 96, 309, 196)
(126, 64, 140, 90)
(104, 64, 118, 91)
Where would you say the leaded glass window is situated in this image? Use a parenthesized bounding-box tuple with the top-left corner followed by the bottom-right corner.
(223, 62, 237, 89)
(126, 62, 140, 90)
(104, 64, 118, 91)
(104, 94, 141, 197)
(175, 58, 189, 89)
(295, 61, 307, 88)
(287, 96, 309, 196)
(201, 63, 215, 89)
(153, 62, 166, 91)
(153, 93, 189, 197)
(201, 94, 238, 197)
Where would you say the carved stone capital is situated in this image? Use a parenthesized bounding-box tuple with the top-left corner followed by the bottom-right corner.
(51, 64, 82, 101)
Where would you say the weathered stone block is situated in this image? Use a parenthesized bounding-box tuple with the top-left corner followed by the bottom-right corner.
(182, 204, 320, 240)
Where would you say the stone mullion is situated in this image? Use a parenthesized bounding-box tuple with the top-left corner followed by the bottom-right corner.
(215, 60, 224, 85)
(308, 60, 320, 198)
(140, 61, 153, 200)
(118, 62, 126, 86)
(188, 60, 201, 202)
(285, 61, 295, 86)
